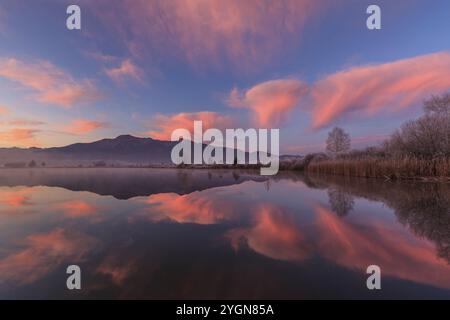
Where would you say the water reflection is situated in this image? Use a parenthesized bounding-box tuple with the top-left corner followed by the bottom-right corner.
(0, 188, 34, 207)
(314, 204, 450, 291)
(327, 188, 354, 217)
(227, 204, 309, 262)
(142, 192, 237, 224)
(0, 169, 449, 299)
(0, 168, 266, 199)
(0, 228, 98, 286)
(303, 174, 450, 264)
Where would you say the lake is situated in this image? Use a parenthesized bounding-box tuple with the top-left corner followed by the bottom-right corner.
(0, 168, 449, 299)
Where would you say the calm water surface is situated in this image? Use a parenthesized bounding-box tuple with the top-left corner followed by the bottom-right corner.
(0, 168, 449, 299)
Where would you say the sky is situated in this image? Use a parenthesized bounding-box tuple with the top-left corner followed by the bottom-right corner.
(0, 0, 449, 153)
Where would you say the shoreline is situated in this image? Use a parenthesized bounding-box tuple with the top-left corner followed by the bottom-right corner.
(0, 164, 449, 182)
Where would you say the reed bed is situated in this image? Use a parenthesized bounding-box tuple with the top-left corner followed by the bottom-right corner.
(306, 156, 450, 179)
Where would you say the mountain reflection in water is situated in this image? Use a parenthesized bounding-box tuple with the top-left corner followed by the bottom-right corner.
(0, 168, 449, 299)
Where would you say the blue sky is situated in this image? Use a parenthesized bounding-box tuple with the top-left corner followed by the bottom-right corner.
(0, 0, 449, 153)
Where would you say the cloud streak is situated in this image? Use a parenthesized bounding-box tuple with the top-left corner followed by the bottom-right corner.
(0, 128, 40, 147)
(5, 119, 45, 126)
(105, 59, 143, 83)
(86, 0, 325, 71)
(311, 52, 450, 129)
(64, 119, 109, 135)
(229, 79, 308, 127)
(228, 52, 450, 130)
(0, 58, 102, 108)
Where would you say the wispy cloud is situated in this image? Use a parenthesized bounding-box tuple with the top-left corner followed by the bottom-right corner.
(0, 57, 102, 108)
(5, 119, 45, 126)
(86, 0, 326, 71)
(310, 51, 450, 129)
(64, 119, 109, 135)
(0, 128, 40, 147)
(105, 59, 143, 83)
(229, 52, 450, 131)
(83, 50, 118, 63)
(228, 79, 308, 127)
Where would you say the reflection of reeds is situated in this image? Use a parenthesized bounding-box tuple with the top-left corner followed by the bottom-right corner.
(302, 173, 450, 264)
(306, 156, 450, 180)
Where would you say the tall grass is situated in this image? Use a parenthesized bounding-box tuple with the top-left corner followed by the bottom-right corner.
(306, 155, 450, 179)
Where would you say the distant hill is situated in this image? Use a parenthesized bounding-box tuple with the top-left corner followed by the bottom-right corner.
(0, 135, 177, 167)
(0, 135, 296, 168)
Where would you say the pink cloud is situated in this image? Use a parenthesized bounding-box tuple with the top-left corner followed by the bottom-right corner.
(311, 51, 450, 129)
(229, 79, 308, 127)
(65, 119, 109, 135)
(0, 128, 40, 147)
(86, 0, 325, 71)
(0, 58, 102, 108)
(105, 59, 143, 83)
(147, 111, 234, 140)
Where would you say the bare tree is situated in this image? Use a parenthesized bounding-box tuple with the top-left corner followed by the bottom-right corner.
(424, 93, 450, 155)
(326, 127, 351, 156)
(385, 92, 450, 157)
(424, 93, 450, 115)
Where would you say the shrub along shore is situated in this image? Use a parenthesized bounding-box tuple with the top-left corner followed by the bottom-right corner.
(285, 93, 450, 181)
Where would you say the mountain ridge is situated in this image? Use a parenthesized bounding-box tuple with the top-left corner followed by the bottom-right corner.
(0, 135, 300, 167)
(0, 135, 177, 166)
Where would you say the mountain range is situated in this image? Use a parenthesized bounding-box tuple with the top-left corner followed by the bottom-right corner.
(0, 135, 177, 167)
(0, 135, 302, 168)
